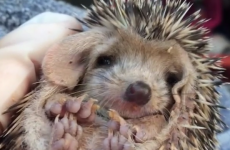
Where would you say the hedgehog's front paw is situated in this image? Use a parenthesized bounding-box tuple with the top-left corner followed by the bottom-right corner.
(50, 114, 81, 150)
(103, 110, 146, 150)
(45, 94, 99, 124)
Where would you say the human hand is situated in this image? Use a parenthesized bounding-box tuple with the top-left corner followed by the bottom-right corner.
(0, 12, 82, 134)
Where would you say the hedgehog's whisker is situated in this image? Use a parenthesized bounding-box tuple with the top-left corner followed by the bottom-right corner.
(76, 83, 104, 86)
(108, 97, 118, 110)
(100, 94, 114, 110)
(68, 87, 104, 96)
(32, 80, 48, 84)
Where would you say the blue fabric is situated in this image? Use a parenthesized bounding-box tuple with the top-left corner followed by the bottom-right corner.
(217, 86, 230, 150)
(0, 0, 86, 38)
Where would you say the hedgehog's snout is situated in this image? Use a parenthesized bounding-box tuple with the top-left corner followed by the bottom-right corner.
(123, 81, 151, 106)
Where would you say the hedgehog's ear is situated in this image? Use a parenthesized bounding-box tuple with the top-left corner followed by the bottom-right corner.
(170, 47, 197, 105)
(42, 30, 105, 90)
(172, 69, 196, 105)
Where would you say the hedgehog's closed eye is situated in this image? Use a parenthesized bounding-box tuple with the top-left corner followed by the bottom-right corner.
(96, 55, 114, 67)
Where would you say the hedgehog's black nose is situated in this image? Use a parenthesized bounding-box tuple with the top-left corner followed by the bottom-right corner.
(124, 81, 151, 106)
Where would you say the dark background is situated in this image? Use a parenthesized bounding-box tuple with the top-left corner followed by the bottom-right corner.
(62, 0, 92, 8)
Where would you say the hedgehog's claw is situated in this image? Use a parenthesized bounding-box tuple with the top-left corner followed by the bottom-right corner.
(54, 114, 60, 124)
(108, 109, 126, 125)
(92, 104, 100, 113)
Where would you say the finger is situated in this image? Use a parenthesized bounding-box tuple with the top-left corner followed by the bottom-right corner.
(0, 14, 82, 71)
(0, 57, 36, 130)
(0, 12, 82, 49)
(0, 12, 82, 130)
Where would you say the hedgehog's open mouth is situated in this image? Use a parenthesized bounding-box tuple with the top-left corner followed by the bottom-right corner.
(123, 111, 162, 120)
(96, 106, 162, 121)
(96, 107, 161, 121)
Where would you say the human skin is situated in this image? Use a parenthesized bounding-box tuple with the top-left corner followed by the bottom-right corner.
(0, 12, 82, 134)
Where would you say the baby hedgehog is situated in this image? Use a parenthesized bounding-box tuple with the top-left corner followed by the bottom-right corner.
(0, 0, 226, 150)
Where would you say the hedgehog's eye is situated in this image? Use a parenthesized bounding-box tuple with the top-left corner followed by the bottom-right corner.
(96, 55, 114, 67)
(166, 73, 180, 87)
